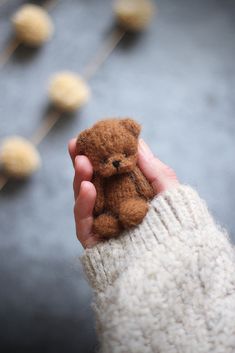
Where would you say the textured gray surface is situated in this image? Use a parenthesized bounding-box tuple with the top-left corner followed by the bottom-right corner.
(0, 0, 235, 352)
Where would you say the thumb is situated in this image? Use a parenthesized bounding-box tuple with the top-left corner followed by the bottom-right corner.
(138, 139, 179, 194)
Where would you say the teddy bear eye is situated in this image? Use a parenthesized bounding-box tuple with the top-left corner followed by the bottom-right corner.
(101, 157, 108, 164)
(124, 152, 129, 158)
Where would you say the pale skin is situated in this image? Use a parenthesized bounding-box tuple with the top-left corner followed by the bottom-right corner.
(68, 138, 179, 248)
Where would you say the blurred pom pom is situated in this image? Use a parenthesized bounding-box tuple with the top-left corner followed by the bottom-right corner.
(11, 4, 53, 46)
(48, 72, 90, 113)
(0, 136, 41, 178)
(114, 0, 155, 31)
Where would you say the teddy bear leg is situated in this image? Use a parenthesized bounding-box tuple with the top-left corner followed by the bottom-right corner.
(119, 198, 149, 228)
(93, 214, 121, 238)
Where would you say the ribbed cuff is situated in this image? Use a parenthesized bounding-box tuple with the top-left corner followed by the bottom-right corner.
(80, 185, 214, 292)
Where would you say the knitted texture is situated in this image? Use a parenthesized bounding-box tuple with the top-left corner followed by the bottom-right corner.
(76, 119, 154, 238)
(81, 185, 235, 353)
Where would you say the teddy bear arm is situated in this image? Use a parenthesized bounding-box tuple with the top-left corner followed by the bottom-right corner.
(92, 174, 105, 215)
(131, 167, 155, 200)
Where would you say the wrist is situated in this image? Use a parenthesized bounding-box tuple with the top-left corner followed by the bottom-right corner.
(81, 185, 213, 291)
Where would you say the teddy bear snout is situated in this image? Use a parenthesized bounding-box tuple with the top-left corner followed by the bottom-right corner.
(98, 152, 137, 177)
(112, 160, 121, 169)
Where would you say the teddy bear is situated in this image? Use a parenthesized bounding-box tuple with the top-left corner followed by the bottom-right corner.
(76, 118, 154, 238)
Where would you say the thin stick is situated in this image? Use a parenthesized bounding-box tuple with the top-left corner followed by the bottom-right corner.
(43, 0, 58, 12)
(30, 109, 61, 146)
(29, 28, 126, 146)
(82, 28, 126, 81)
(0, 175, 8, 191)
(30, 29, 126, 146)
(0, 37, 20, 68)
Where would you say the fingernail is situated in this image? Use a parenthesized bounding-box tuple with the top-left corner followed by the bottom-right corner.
(70, 137, 76, 144)
(139, 138, 154, 158)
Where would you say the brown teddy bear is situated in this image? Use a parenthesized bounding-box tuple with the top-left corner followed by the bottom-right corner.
(76, 118, 154, 238)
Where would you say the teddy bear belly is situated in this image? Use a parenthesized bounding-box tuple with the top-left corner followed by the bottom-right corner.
(104, 174, 138, 214)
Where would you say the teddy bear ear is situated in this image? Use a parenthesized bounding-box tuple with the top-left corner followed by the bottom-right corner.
(120, 118, 141, 138)
(76, 130, 89, 155)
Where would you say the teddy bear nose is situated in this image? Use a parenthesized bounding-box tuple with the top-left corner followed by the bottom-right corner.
(112, 160, 120, 168)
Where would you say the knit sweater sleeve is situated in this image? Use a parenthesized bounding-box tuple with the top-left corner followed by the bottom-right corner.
(81, 185, 235, 353)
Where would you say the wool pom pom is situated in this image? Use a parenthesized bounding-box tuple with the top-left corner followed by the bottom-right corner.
(48, 72, 90, 113)
(0, 136, 41, 178)
(11, 4, 53, 46)
(114, 0, 155, 31)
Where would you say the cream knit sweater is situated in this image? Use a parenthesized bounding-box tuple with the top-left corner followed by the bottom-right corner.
(81, 186, 235, 353)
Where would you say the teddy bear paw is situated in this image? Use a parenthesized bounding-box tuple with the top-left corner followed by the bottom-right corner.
(93, 214, 121, 238)
(119, 198, 149, 228)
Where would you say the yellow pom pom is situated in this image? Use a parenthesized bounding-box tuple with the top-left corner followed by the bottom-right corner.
(48, 72, 90, 113)
(0, 136, 41, 178)
(114, 0, 155, 31)
(11, 4, 53, 46)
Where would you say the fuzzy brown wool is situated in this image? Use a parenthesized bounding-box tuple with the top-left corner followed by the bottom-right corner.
(76, 118, 154, 238)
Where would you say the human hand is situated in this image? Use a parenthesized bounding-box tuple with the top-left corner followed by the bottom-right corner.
(68, 138, 179, 248)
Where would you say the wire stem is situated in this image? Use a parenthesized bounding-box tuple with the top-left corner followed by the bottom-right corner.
(43, 0, 58, 11)
(30, 28, 126, 147)
(82, 28, 126, 81)
(30, 109, 61, 146)
(0, 175, 8, 191)
(0, 37, 20, 68)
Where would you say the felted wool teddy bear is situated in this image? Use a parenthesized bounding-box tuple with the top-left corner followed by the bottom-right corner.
(76, 118, 154, 238)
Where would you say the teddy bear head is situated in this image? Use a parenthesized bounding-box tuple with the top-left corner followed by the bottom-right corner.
(76, 118, 141, 177)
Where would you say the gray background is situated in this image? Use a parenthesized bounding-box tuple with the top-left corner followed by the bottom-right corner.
(0, 0, 235, 352)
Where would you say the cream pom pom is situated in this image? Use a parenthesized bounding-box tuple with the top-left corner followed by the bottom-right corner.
(0, 136, 41, 178)
(114, 0, 155, 31)
(11, 4, 53, 46)
(48, 72, 90, 113)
